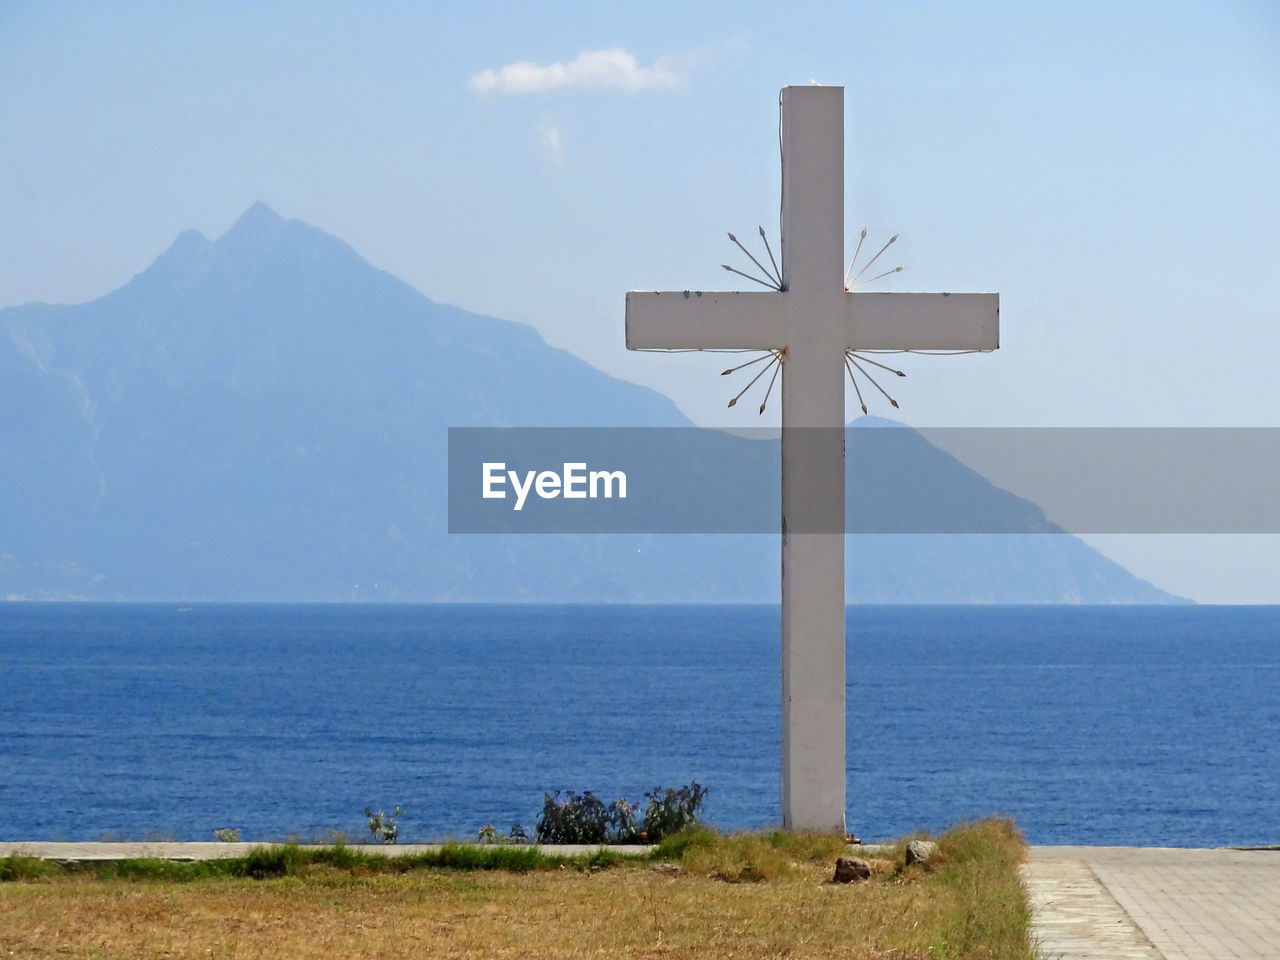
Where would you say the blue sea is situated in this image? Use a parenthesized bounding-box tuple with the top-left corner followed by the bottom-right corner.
(1, 603, 1276, 846)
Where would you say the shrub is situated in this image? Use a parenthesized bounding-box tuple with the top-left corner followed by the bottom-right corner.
(0, 854, 58, 881)
(310, 843, 369, 870)
(241, 844, 304, 879)
(213, 828, 241, 842)
(535, 791, 639, 844)
(365, 805, 403, 844)
(641, 782, 707, 842)
(649, 824, 718, 861)
(535, 783, 706, 844)
(432, 842, 546, 871)
(477, 823, 529, 844)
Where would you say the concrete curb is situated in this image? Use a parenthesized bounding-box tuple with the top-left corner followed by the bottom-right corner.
(0, 841, 656, 862)
(0, 840, 893, 864)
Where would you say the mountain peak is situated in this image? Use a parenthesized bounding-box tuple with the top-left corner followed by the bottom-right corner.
(219, 202, 287, 248)
(212, 203, 366, 272)
(235, 201, 284, 228)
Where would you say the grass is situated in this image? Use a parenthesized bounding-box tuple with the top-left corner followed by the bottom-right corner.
(0, 818, 1032, 959)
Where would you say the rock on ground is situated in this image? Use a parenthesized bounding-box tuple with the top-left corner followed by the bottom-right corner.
(905, 839, 938, 866)
(834, 856, 872, 883)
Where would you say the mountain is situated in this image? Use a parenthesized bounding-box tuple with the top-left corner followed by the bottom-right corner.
(0, 204, 1182, 603)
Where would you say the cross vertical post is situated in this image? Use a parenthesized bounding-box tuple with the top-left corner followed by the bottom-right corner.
(777, 86, 848, 833)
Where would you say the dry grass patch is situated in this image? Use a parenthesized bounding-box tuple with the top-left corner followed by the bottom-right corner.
(0, 819, 1032, 959)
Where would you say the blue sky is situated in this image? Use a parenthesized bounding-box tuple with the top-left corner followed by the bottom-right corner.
(2, 0, 1278, 600)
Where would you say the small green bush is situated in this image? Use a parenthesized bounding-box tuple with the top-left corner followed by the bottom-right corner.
(241, 844, 304, 879)
(0, 854, 58, 882)
(432, 842, 546, 871)
(535, 791, 639, 844)
(308, 843, 375, 870)
(364, 805, 402, 844)
(641, 782, 707, 841)
(536, 783, 707, 844)
(649, 824, 718, 861)
(476, 823, 528, 844)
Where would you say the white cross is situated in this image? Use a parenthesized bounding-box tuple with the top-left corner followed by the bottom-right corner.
(625, 85, 999, 832)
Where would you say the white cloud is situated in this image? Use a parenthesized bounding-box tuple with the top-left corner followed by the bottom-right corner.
(538, 119, 566, 167)
(469, 48, 682, 96)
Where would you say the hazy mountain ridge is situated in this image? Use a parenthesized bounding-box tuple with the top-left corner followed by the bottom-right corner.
(0, 204, 1181, 603)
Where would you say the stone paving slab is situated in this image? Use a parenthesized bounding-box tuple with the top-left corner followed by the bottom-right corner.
(1023, 856, 1163, 959)
(1026, 847, 1280, 960)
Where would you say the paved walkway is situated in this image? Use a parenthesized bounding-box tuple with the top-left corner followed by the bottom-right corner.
(1025, 847, 1280, 960)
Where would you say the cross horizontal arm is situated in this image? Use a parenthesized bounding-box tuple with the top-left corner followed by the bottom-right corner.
(625, 291, 788, 350)
(845, 292, 999, 351)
